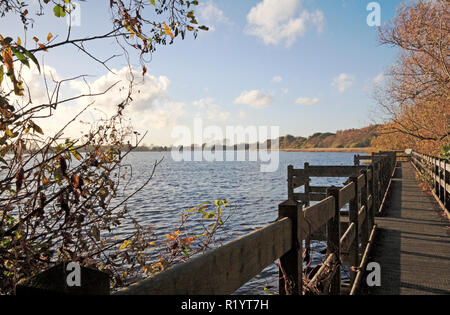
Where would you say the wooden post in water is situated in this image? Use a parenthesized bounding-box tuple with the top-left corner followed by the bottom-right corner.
(348, 176, 359, 284)
(278, 199, 302, 295)
(326, 187, 341, 295)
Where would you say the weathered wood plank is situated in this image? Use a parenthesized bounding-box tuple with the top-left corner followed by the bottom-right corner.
(115, 218, 293, 295)
(292, 176, 309, 188)
(309, 186, 332, 193)
(278, 200, 302, 295)
(367, 168, 373, 181)
(301, 166, 365, 177)
(367, 194, 373, 210)
(306, 253, 337, 294)
(293, 192, 326, 202)
(301, 196, 335, 235)
(340, 222, 356, 253)
(350, 224, 376, 295)
(339, 182, 355, 209)
(357, 174, 366, 189)
(358, 205, 366, 230)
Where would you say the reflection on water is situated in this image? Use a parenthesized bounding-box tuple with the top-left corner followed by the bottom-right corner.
(117, 151, 365, 294)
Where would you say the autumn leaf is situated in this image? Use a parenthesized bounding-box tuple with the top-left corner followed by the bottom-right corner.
(38, 44, 48, 52)
(47, 33, 53, 42)
(163, 22, 174, 39)
(119, 239, 131, 250)
(166, 229, 180, 240)
(181, 237, 194, 244)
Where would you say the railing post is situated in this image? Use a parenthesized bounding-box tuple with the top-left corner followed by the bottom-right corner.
(287, 165, 294, 200)
(444, 160, 448, 210)
(438, 159, 442, 203)
(326, 187, 341, 295)
(348, 176, 359, 283)
(278, 199, 302, 295)
(360, 170, 369, 250)
(367, 165, 374, 228)
(303, 163, 311, 265)
(354, 155, 360, 166)
(374, 161, 380, 213)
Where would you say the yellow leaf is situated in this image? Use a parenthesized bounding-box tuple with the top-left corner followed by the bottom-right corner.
(166, 229, 180, 240)
(5, 126, 13, 137)
(148, 241, 157, 246)
(119, 239, 131, 250)
(17, 37, 21, 46)
(163, 22, 174, 39)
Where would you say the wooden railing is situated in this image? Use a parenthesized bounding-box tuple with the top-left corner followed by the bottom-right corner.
(411, 151, 449, 213)
(115, 151, 398, 295)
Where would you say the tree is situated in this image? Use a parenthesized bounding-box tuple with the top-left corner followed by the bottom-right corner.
(0, 0, 231, 294)
(372, 0, 449, 156)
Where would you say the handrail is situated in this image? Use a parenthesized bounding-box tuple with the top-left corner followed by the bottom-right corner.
(410, 151, 449, 215)
(115, 217, 293, 295)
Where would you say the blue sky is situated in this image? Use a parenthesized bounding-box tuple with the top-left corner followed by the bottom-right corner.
(1, 0, 405, 146)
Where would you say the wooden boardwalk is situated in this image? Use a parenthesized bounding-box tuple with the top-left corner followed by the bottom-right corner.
(370, 162, 450, 295)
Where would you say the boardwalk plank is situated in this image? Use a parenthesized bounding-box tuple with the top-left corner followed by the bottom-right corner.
(370, 162, 450, 295)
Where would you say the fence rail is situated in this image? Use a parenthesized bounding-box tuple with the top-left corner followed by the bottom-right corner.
(411, 151, 449, 214)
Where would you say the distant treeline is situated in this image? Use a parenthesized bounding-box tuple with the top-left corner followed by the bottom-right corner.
(133, 125, 379, 151)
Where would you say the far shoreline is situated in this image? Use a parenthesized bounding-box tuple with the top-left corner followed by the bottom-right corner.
(139, 147, 375, 153)
(278, 147, 374, 153)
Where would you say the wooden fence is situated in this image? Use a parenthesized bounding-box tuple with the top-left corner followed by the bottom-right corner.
(411, 151, 449, 214)
(114, 151, 398, 295)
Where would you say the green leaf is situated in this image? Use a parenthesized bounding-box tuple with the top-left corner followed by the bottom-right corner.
(53, 4, 66, 18)
(31, 122, 44, 135)
(12, 48, 29, 68)
(21, 47, 40, 72)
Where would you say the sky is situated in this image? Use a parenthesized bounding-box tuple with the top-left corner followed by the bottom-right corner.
(0, 0, 406, 146)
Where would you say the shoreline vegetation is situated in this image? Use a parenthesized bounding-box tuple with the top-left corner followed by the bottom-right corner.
(140, 125, 379, 153)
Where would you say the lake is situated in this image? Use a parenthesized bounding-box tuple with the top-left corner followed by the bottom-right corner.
(117, 151, 367, 294)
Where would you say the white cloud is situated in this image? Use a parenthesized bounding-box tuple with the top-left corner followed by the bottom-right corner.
(331, 73, 355, 93)
(234, 90, 273, 109)
(245, 0, 325, 47)
(282, 88, 289, 94)
(5, 66, 185, 141)
(197, 1, 230, 31)
(295, 97, 320, 105)
(193, 97, 230, 121)
(272, 75, 282, 83)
